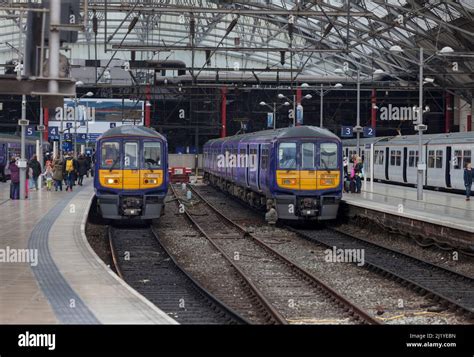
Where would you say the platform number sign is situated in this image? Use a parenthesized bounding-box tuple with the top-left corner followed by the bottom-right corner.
(64, 133, 72, 141)
(48, 126, 60, 141)
(26, 125, 36, 137)
(110, 123, 116, 128)
(77, 133, 87, 142)
(341, 126, 353, 138)
(66, 122, 73, 129)
(363, 127, 376, 138)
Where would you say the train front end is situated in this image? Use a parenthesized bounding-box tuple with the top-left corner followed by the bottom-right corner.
(94, 127, 168, 221)
(271, 134, 343, 221)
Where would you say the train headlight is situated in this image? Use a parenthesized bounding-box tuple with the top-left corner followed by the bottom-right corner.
(283, 179, 297, 185)
(107, 178, 115, 184)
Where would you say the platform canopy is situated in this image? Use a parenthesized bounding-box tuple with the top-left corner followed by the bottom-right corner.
(0, 0, 473, 100)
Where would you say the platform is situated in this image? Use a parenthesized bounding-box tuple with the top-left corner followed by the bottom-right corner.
(0, 181, 177, 324)
(342, 182, 474, 250)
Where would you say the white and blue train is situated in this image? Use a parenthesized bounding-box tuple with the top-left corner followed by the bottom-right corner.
(343, 132, 474, 192)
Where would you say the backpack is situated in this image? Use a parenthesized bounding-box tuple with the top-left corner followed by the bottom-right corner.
(65, 158, 74, 173)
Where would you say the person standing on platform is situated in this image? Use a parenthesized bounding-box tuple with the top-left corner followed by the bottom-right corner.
(464, 162, 473, 201)
(76, 154, 88, 186)
(8, 157, 19, 200)
(354, 156, 364, 194)
(52, 156, 64, 192)
(42, 161, 54, 191)
(28, 155, 42, 191)
(63, 152, 78, 192)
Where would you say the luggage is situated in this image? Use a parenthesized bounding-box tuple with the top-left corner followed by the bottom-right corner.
(350, 180, 356, 193)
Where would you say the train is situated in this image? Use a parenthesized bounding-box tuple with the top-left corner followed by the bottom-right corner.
(0, 134, 50, 181)
(203, 126, 343, 221)
(94, 125, 168, 220)
(343, 132, 474, 191)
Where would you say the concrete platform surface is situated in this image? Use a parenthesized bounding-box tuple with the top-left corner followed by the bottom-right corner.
(0, 181, 176, 324)
(343, 182, 474, 233)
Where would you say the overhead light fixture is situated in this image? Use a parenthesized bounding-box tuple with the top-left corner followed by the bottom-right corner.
(259, 101, 267, 106)
(75, 81, 84, 86)
(304, 94, 312, 100)
(439, 46, 454, 54)
(334, 83, 343, 88)
(373, 69, 384, 74)
(334, 68, 344, 74)
(424, 77, 435, 83)
(283, 102, 290, 106)
(300, 83, 309, 88)
(278, 93, 285, 99)
(86, 92, 94, 97)
(389, 45, 403, 53)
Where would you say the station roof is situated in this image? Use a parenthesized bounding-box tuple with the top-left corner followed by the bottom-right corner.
(0, 1, 473, 100)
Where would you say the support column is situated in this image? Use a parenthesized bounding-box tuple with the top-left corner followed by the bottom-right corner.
(220, 87, 227, 138)
(371, 89, 377, 129)
(445, 92, 452, 133)
(145, 84, 151, 127)
(43, 108, 49, 141)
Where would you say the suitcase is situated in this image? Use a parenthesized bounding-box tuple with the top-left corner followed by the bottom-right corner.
(350, 180, 356, 193)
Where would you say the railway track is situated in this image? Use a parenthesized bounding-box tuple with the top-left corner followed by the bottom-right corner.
(108, 226, 248, 324)
(291, 227, 474, 316)
(193, 183, 474, 318)
(172, 184, 380, 325)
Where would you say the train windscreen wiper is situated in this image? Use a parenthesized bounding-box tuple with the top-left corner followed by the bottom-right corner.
(109, 157, 120, 172)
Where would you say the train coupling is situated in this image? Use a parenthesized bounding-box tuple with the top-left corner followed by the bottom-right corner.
(121, 196, 143, 216)
(298, 197, 319, 217)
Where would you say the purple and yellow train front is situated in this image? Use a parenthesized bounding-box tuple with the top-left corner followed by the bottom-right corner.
(94, 126, 168, 220)
(203, 126, 343, 221)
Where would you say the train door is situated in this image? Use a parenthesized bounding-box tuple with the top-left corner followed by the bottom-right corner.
(123, 140, 140, 190)
(426, 146, 445, 188)
(385, 147, 389, 180)
(402, 147, 408, 183)
(256, 144, 261, 191)
(445, 146, 452, 188)
(259, 145, 268, 191)
(245, 144, 250, 187)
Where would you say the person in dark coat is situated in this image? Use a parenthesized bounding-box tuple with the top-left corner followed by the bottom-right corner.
(28, 155, 42, 191)
(464, 162, 473, 201)
(9, 158, 20, 199)
(52, 156, 64, 191)
(76, 154, 88, 186)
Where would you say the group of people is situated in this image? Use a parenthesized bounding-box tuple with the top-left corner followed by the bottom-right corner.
(7, 152, 92, 200)
(343, 155, 364, 194)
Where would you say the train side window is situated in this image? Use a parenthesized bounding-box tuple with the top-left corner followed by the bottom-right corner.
(320, 143, 338, 169)
(436, 150, 443, 168)
(374, 150, 379, 165)
(101, 142, 120, 169)
(301, 143, 315, 169)
(463, 150, 471, 168)
(278, 143, 297, 169)
(428, 150, 435, 168)
(143, 142, 162, 169)
(390, 150, 401, 166)
(453, 150, 462, 169)
(261, 148, 268, 170)
(408, 150, 418, 168)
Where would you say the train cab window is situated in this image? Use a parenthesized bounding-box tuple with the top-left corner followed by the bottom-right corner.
(320, 143, 338, 169)
(101, 142, 120, 169)
(301, 143, 315, 169)
(143, 142, 162, 169)
(278, 143, 297, 169)
(124, 142, 139, 169)
(390, 150, 401, 166)
(408, 150, 419, 168)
